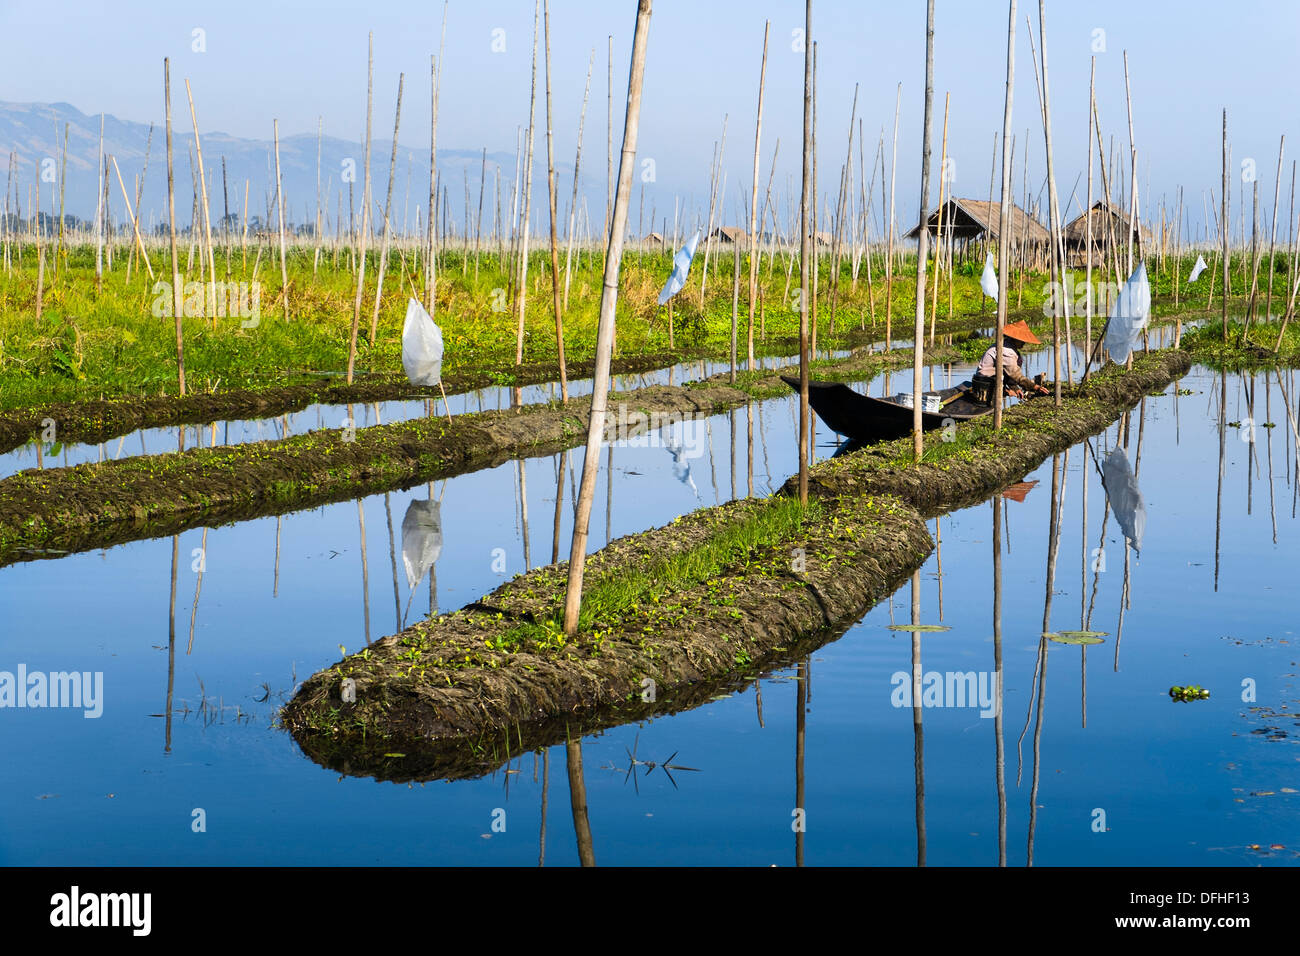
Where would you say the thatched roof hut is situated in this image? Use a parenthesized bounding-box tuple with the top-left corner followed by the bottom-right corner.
(710, 226, 748, 244)
(643, 231, 666, 247)
(1063, 200, 1153, 247)
(905, 197, 1049, 245)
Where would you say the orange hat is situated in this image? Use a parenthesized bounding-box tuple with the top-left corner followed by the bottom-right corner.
(1002, 320, 1041, 345)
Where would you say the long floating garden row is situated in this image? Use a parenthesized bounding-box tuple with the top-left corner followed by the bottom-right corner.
(280, 349, 1192, 782)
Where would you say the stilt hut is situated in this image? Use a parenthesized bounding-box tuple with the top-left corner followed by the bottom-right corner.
(905, 197, 1050, 270)
(1063, 201, 1153, 267)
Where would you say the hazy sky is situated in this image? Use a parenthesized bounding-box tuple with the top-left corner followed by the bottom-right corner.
(4, 0, 1297, 236)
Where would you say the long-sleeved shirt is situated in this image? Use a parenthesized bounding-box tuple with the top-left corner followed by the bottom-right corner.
(976, 345, 1036, 389)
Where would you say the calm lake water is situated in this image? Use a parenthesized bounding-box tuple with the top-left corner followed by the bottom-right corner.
(2, 345, 1296, 866)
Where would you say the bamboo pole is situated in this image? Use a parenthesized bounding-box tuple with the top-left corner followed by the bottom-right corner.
(911, 0, 935, 460)
(562, 0, 652, 635)
(54, 122, 67, 282)
(746, 21, 770, 374)
(95, 114, 104, 292)
(883, 82, 900, 348)
(426, 55, 438, 313)
(164, 58, 185, 395)
(798, 0, 813, 503)
(929, 92, 949, 346)
(1222, 109, 1230, 342)
(273, 119, 289, 321)
(184, 79, 218, 329)
(109, 157, 154, 280)
(347, 33, 375, 384)
(1034, 1, 1067, 399)
(369, 73, 405, 345)
(994, 0, 1018, 431)
(1085, 57, 1095, 358)
(543, 0, 568, 402)
(563, 49, 595, 312)
(515, 2, 540, 366)
(1266, 135, 1285, 320)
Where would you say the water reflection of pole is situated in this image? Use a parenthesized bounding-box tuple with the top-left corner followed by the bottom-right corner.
(992, 497, 1006, 866)
(566, 738, 596, 867)
(909, 571, 925, 867)
(706, 419, 720, 503)
(385, 492, 401, 629)
(729, 408, 737, 502)
(358, 498, 371, 645)
(1215, 370, 1226, 591)
(552, 449, 567, 565)
(538, 748, 549, 867)
(1267, 372, 1278, 543)
(167, 534, 178, 754)
(795, 656, 808, 867)
(935, 517, 944, 621)
(747, 402, 754, 497)
(518, 459, 532, 572)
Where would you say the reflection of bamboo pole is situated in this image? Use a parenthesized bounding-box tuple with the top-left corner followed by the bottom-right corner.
(166, 534, 178, 754)
(358, 498, 371, 645)
(538, 747, 549, 867)
(795, 657, 807, 867)
(909, 571, 926, 868)
(565, 738, 596, 866)
(992, 497, 1006, 866)
(552, 450, 567, 565)
(187, 527, 207, 655)
(385, 492, 401, 629)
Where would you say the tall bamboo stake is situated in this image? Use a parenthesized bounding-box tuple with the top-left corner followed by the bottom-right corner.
(184, 79, 218, 329)
(1222, 109, 1230, 342)
(1266, 135, 1285, 320)
(746, 21, 770, 374)
(273, 119, 289, 321)
(543, 0, 568, 401)
(994, 0, 1018, 431)
(164, 58, 185, 395)
(797, 0, 813, 503)
(1034, 1, 1066, 400)
(929, 92, 949, 346)
(426, 54, 438, 313)
(563, 49, 595, 312)
(347, 33, 375, 384)
(562, 0, 653, 635)
(884, 83, 901, 347)
(95, 114, 104, 292)
(370, 73, 405, 345)
(911, 0, 935, 460)
(515, 2, 540, 366)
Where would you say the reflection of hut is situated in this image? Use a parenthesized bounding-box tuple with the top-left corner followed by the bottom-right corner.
(1064, 201, 1153, 267)
(905, 197, 1049, 268)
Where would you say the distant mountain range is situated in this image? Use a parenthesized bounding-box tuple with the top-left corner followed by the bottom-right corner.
(0, 101, 575, 236)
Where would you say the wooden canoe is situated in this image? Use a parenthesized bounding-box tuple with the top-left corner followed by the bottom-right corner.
(779, 375, 991, 444)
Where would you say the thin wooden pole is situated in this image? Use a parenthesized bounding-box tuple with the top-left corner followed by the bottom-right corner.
(1222, 109, 1230, 343)
(746, 21, 770, 374)
(884, 82, 901, 348)
(370, 73, 405, 345)
(929, 92, 949, 347)
(515, 2, 540, 366)
(912, 0, 935, 460)
(994, 0, 1018, 431)
(1266, 135, 1285, 321)
(164, 58, 185, 395)
(543, 0, 568, 402)
(563, 49, 595, 312)
(273, 119, 289, 321)
(798, 0, 813, 503)
(347, 32, 374, 384)
(562, 0, 652, 635)
(184, 79, 218, 329)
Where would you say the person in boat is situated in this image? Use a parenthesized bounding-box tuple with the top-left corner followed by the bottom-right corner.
(970, 320, 1050, 404)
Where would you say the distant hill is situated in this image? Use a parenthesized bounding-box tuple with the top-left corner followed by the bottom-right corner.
(0, 101, 557, 236)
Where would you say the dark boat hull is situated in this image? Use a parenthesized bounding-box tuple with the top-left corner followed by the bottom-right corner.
(779, 375, 991, 444)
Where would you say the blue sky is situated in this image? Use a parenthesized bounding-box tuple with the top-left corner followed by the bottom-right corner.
(3, 0, 1297, 236)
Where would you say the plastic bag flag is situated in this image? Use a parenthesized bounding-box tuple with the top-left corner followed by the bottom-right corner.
(402, 297, 444, 386)
(657, 230, 702, 306)
(1188, 254, 1208, 283)
(980, 253, 1000, 299)
(1104, 262, 1152, 365)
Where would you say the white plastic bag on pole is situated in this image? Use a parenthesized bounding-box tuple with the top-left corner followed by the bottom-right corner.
(657, 230, 702, 305)
(402, 297, 444, 386)
(1104, 262, 1152, 365)
(980, 253, 1000, 299)
(1188, 254, 1207, 283)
